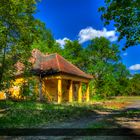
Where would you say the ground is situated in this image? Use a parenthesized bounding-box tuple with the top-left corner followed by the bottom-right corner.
(0, 96, 140, 140)
(42, 97, 140, 130)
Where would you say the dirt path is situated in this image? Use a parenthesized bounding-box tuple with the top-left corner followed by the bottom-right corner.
(32, 99, 140, 140)
(116, 99, 140, 129)
(125, 100, 140, 110)
(45, 113, 107, 128)
(44, 98, 140, 129)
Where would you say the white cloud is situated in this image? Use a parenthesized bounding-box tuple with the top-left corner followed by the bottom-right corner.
(56, 37, 70, 48)
(129, 64, 140, 71)
(123, 52, 128, 56)
(78, 27, 118, 43)
(56, 27, 118, 47)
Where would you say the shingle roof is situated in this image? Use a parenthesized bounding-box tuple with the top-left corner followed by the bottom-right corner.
(31, 49, 93, 79)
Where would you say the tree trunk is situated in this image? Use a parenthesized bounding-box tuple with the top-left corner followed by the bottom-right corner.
(0, 48, 6, 89)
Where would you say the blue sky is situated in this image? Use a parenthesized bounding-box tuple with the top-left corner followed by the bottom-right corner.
(35, 0, 140, 74)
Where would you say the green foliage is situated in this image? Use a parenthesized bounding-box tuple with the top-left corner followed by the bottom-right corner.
(0, 0, 43, 90)
(92, 94, 104, 100)
(84, 37, 130, 97)
(62, 40, 85, 70)
(99, 0, 140, 49)
(31, 24, 62, 54)
(128, 74, 140, 95)
(113, 63, 130, 95)
(20, 78, 38, 100)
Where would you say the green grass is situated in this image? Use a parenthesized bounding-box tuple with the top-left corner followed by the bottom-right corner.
(0, 99, 118, 128)
(116, 109, 140, 118)
(109, 96, 140, 102)
(88, 118, 119, 128)
(0, 96, 139, 128)
(0, 100, 98, 128)
(0, 100, 121, 128)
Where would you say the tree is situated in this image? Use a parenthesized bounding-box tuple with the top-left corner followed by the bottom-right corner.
(86, 37, 120, 75)
(128, 74, 140, 95)
(113, 63, 130, 95)
(0, 0, 42, 89)
(31, 23, 62, 54)
(62, 40, 85, 70)
(99, 0, 140, 49)
(85, 37, 129, 97)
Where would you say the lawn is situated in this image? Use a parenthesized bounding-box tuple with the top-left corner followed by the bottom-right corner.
(0, 96, 139, 128)
(0, 100, 96, 128)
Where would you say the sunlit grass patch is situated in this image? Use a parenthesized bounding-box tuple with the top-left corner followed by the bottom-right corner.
(0, 100, 97, 128)
(0, 96, 139, 128)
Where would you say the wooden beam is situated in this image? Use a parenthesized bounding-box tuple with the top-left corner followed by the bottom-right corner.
(69, 80, 73, 102)
(78, 82, 82, 103)
(61, 74, 90, 83)
(58, 79, 62, 103)
(44, 74, 90, 83)
(86, 83, 90, 102)
(44, 75, 61, 80)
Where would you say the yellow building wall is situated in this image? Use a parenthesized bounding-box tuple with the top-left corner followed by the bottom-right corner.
(11, 78, 24, 99)
(0, 91, 6, 100)
(0, 77, 39, 100)
(0, 77, 24, 100)
(0, 74, 90, 102)
(42, 79, 70, 102)
(42, 79, 58, 102)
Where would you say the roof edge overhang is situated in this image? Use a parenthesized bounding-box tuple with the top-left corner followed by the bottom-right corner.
(14, 69, 93, 81)
(60, 72, 93, 80)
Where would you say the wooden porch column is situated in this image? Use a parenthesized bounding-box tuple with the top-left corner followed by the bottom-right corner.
(86, 83, 90, 102)
(78, 82, 82, 103)
(69, 80, 73, 102)
(58, 79, 62, 103)
(39, 75, 43, 101)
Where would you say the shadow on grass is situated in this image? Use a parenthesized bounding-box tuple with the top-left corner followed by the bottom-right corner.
(88, 106, 140, 136)
(0, 100, 140, 137)
(0, 100, 100, 128)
